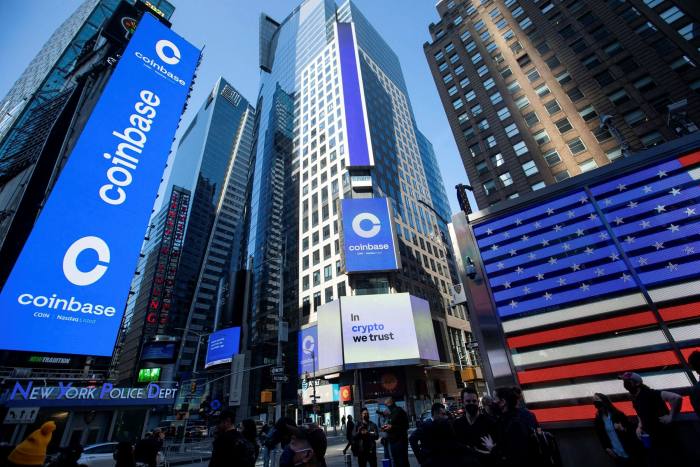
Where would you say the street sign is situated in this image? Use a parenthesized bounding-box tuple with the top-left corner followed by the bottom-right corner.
(271, 366, 285, 375)
(3, 407, 39, 424)
(272, 374, 288, 383)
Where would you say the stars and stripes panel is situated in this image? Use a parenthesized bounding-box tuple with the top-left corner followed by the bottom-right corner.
(472, 150, 700, 423)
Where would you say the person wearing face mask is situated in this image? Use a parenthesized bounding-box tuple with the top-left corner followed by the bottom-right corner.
(352, 408, 379, 467)
(592, 393, 645, 466)
(279, 428, 319, 467)
(409, 403, 476, 467)
(209, 410, 256, 467)
(453, 386, 495, 465)
(620, 371, 686, 467)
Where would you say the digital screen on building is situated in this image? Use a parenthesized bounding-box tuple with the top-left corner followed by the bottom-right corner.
(0, 14, 200, 356)
(298, 324, 319, 376)
(341, 198, 400, 273)
(336, 22, 374, 168)
(339, 293, 439, 367)
(317, 300, 344, 373)
(470, 150, 700, 423)
(137, 367, 161, 382)
(140, 341, 177, 362)
(205, 327, 241, 368)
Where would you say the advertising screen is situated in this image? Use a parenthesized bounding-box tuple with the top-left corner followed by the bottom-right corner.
(340, 293, 439, 366)
(140, 341, 177, 362)
(298, 324, 319, 376)
(317, 300, 344, 373)
(205, 327, 241, 368)
(0, 14, 199, 356)
(341, 198, 400, 273)
(137, 367, 161, 382)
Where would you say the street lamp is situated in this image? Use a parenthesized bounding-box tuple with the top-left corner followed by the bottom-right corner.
(174, 327, 207, 376)
(600, 114, 631, 158)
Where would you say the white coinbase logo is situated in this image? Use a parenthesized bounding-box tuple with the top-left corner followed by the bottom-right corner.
(62, 236, 110, 286)
(303, 335, 315, 353)
(155, 39, 180, 65)
(352, 212, 381, 239)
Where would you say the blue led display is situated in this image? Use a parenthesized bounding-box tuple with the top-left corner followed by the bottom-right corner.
(205, 327, 241, 368)
(342, 198, 400, 273)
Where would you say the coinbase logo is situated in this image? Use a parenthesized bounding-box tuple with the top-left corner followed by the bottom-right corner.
(352, 212, 381, 239)
(302, 335, 315, 353)
(62, 236, 111, 286)
(155, 39, 180, 65)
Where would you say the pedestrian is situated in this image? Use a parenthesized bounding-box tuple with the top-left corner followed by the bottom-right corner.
(260, 422, 273, 467)
(113, 441, 135, 467)
(341, 415, 346, 433)
(620, 371, 686, 467)
(381, 396, 410, 467)
(342, 414, 354, 455)
(453, 386, 495, 464)
(689, 350, 700, 418)
(480, 394, 497, 418)
(481, 386, 539, 467)
(6, 421, 55, 467)
(209, 409, 256, 467)
(134, 432, 158, 467)
(352, 408, 379, 467)
(47, 440, 83, 467)
(241, 419, 260, 461)
(409, 403, 475, 467)
(279, 426, 322, 467)
(592, 393, 645, 466)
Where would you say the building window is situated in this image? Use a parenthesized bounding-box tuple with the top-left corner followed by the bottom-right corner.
(559, 25, 576, 39)
(303, 275, 310, 290)
(513, 140, 528, 156)
(578, 158, 598, 172)
(531, 181, 546, 191)
(515, 95, 530, 109)
(522, 160, 539, 176)
(478, 119, 490, 131)
(435, 51, 445, 61)
(455, 65, 465, 75)
(633, 75, 656, 92)
(519, 17, 533, 30)
(477, 65, 489, 77)
(567, 87, 584, 102)
(579, 105, 598, 121)
(464, 127, 476, 141)
(324, 265, 333, 281)
(512, 5, 524, 18)
(523, 111, 539, 127)
(555, 70, 572, 85)
(503, 29, 515, 40)
(635, 21, 657, 38)
(527, 68, 541, 82)
(536, 41, 551, 54)
(643, 0, 663, 7)
(569, 38, 587, 53)
(458, 112, 469, 124)
(554, 170, 570, 182)
(678, 23, 698, 40)
(491, 152, 505, 167)
(567, 137, 586, 154)
(640, 131, 664, 147)
(594, 70, 615, 87)
(555, 117, 573, 133)
(608, 88, 630, 105)
(505, 123, 519, 137)
(486, 135, 497, 147)
(453, 98, 464, 110)
(471, 104, 483, 116)
(582, 54, 601, 69)
(461, 77, 471, 88)
(465, 90, 476, 101)
(469, 142, 482, 157)
(541, 2, 554, 14)
(623, 109, 647, 127)
(545, 56, 561, 69)
(511, 42, 524, 54)
(604, 41, 623, 56)
(443, 74, 454, 85)
(500, 172, 514, 186)
(593, 126, 612, 142)
(606, 147, 622, 161)
(545, 100, 561, 115)
(496, 18, 508, 30)
(516, 53, 530, 67)
(506, 81, 521, 93)
(484, 78, 496, 90)
(313, 270, 321, 286)
(497, 107, 511, 121)
(500, 67, 513, 79)
(660, 6, 685, 25)
(535, 84, 551, 97)
(448, 85, 458, 96)
(454, 15, 464, 26)
(490, 92, 503, 104)
(476, 161, 489, 175)
(533, 129, 550, 145)
(471, 52, 483, 65)
(543, 149, 561, 166)
(483, 179, 496, 195)
(670, 56, 696, 73)
(450, 54, 460, 64)
(475, 20, 486, 31)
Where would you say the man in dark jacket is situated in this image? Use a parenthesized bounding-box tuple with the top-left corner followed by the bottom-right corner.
(209, 410, 255, 467)
(354, 408, 379, 467)
(342, 415, 355, 455)
(689, 351, 700, 418)
(483, 387, 539, 467)
(409, 403, 476, 467)
(453, 386, 496, 464)
(381, 397, 409, 467)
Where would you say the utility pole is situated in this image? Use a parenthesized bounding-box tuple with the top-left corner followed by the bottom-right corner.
(275, 243, 286, 421)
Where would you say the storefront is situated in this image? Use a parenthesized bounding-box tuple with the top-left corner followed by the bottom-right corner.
(1, 380, 177, 450)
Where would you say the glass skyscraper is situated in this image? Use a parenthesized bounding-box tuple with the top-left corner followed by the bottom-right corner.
(246, 0, 476, 419)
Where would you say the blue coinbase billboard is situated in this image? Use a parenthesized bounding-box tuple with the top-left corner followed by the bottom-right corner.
(0, 14, 199, 356)
(341, 198, 400, 273)
(205, 327, 241, 368)
(298, 324, 318, 376)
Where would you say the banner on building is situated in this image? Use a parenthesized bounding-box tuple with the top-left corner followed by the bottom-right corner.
(341, 198, 400, 273)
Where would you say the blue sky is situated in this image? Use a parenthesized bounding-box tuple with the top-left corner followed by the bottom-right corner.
(0, 0, 472, 213)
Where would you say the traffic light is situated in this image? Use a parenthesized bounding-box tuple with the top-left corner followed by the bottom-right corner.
(261, 390, 273, 403)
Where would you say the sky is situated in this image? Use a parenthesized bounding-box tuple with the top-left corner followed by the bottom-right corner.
(0, 0, 473, 213)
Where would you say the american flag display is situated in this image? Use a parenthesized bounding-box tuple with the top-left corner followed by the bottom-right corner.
(473, 150, 700, 423)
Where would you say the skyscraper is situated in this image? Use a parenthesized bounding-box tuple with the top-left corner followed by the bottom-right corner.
(425, 0, 700, 209)
(246, 0, 474, 419)
(167, 78, 255, 378)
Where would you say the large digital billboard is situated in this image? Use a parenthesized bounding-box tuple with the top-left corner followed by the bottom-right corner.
(0, 14, 199, 356)
(341, 198, 400, 273)
(340, 293, 439, 367)
(205, 327, 241, 368)
(298, 324, 319, 376)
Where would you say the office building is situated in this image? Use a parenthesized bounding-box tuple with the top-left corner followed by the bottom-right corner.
(425, 0, 700, 209)
(246, 0, 476, 421)
(166, 78, 255, 380)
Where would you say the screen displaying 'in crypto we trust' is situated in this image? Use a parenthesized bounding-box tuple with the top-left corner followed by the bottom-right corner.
(0, 14, 199, 356)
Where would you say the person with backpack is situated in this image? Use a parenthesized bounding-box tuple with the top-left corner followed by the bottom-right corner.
(342, 415, 355, 455)
(241, 419, 260, 462)
(381, 397, 410, 467)
(592, 393, 645, 466)
(209, 409, 256, 467)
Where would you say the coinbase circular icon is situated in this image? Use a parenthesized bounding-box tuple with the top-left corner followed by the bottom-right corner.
(302, 335, 315, 353)
(352, 212, 381, 238)
(62, 236, 110, 286)
(155, 39, 180, 65)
